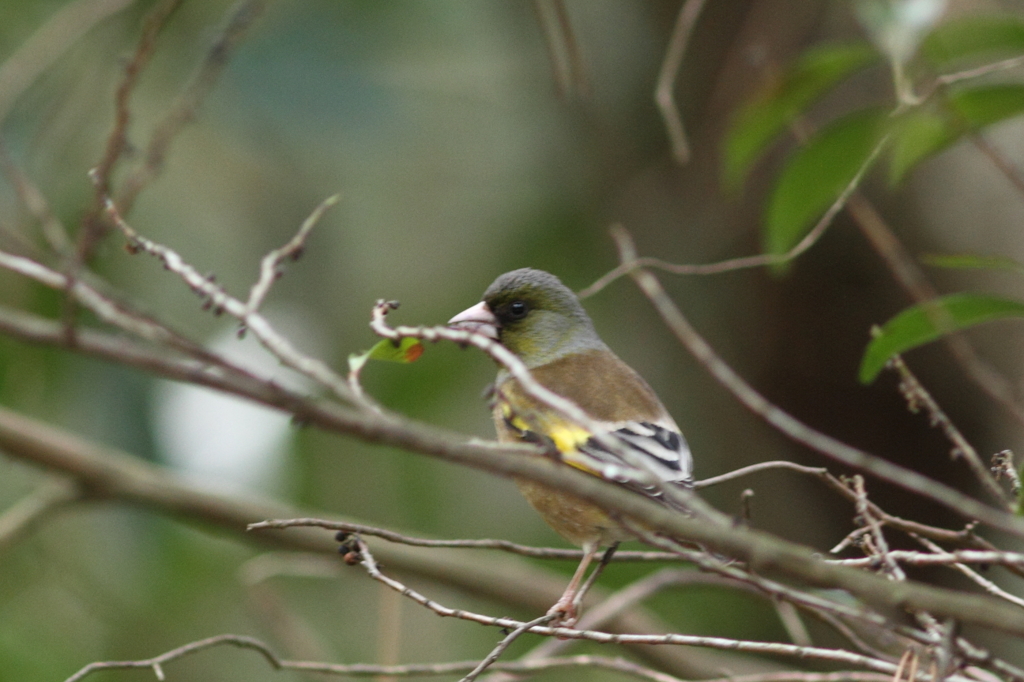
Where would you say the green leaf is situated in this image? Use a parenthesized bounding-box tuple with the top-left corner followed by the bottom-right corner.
(348, 338, 425, 375)
(723, 43, 879, 189)
(922, 252, 1024, 274)
(764, 108, 887, 257)
(367, 337, 424, 363)
(859, 293, 1024, 383)
(887, 108, 957, 185)
(888, 85, 1024, 184)
(921, 16, 1024, 67)
(952, 84, 1024, 126)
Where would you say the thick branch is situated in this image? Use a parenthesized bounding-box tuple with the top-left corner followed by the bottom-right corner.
(0, 403, 752, 678)
(4, 398, 1024, 639)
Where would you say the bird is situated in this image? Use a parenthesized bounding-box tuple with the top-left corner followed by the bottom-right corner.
(448, 268, 692, 626)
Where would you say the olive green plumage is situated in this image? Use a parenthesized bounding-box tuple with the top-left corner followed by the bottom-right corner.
(482, 268, 607, 367)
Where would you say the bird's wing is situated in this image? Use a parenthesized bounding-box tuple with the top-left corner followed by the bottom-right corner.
(502, 402, 693, 500)
(577, 420, 693, 486)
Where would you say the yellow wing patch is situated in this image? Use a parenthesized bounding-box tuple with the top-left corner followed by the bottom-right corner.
(501, 401, 600, 475)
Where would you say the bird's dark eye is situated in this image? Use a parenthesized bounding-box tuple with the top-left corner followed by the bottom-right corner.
(507, 300, 529, 320)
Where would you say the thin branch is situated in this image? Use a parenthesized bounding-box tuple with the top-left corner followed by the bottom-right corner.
(694, 461, 829, 488)
(851, 476, 906, 581)
(911, 534, 1024, 610)
(610, 226, 1024, 541)
(64, 633, 281, 682)
(353, 539, 906, 675)
(887, 353, 1011, 508)
(845, 191, 1024, 427)
(0, 248, 194, 349)
(833, 547, 1024, 571)
(578, 134, 889, 298)
(76, 631, 903, 682)
(628, 527, 918, 651)
(503, 568, 801, 674)
(462, 614, 554, 682)
(114, 0, 269, 215)
(0, 255, 313, 417)
(931, 54, 1024, 90)
(0, 304, 321, 421)
(698, 460, 988, 553)
(245, 194, 339, 314)
(82, 0, 185, 255)
(249, 518, 682, 562)
(654, 0, 707, 164)
(531, 0, 588, 99)
(92, 188, 355, 402)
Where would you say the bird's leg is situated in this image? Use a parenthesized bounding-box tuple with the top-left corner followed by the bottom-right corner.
(571, 542, 618, 616)
(547, 542, 600, 627)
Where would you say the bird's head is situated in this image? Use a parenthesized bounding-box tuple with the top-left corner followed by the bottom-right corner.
(448, 268, 605, 367)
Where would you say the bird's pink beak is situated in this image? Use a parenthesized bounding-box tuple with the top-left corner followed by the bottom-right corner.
(448, 301, 499, 340)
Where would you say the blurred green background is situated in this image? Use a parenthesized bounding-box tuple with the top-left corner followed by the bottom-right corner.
(2, 0, 1024, 678)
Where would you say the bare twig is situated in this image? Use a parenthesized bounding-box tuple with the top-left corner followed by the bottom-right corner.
(578, 134, 889, 298)
(850, 476, 906, 581)
(0, 248, 205, 350)
(845, 191, 1024, 426)
(931, 54, 1024, 91)
(484, 569, 765, 680)
(64, 633, 281, 682)
(353, 538, 907, 674)
(697, 460, 988, 552)
(69, 632, 890, 682)
(92, 188, 354, 402)
(654, 0, 707, 164)
(887, 353, 1011, 508)
(531, 0, 588, 99)
(611, 227, 1024, 541)
(910, 534, 1024, 610)
(831, 527, 873, 555)
(629, 527, 919, 651)
(249, 518, 681, 562)
(694, 461, 829, 488)
(114, 0, 269, 214)
(462, 614, 554, 682)
(82, 0, 185, 254)
(245, 195, 339, 315)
